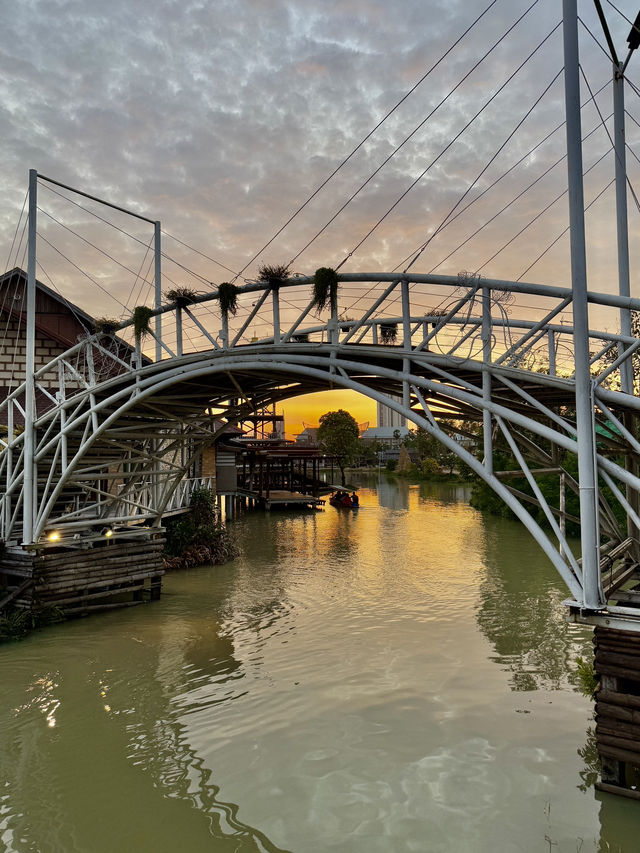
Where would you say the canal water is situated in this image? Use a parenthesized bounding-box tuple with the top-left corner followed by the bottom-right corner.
(2, 478, 640, 852)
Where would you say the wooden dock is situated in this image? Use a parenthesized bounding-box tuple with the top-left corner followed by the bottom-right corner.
(243, 489, 324, 510)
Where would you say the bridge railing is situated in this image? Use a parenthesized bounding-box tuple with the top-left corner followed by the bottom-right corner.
(2, 272, 636, 427)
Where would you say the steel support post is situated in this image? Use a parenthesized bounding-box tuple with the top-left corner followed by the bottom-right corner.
(221, 312, 229, 348)
(482, 286, 493, 476)
(330, 293, 339, 345)
(548, 329, 556, 376)
(23, 169, 37, 544)
(612, 61, 640, 554)
(155, 221, 162, 362)
(402, 279, 411, 411)
(614, 63, 633, 393)
(563, 0, 602, 609)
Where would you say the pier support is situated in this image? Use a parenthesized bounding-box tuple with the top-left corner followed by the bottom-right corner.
(594, 626, 640, 795)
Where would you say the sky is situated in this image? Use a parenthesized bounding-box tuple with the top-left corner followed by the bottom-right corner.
(2, 0, 640, 436)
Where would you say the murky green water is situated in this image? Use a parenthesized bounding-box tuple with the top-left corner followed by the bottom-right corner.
(2, 478, 640, 852)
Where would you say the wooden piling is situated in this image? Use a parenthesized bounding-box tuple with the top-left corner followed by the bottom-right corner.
(594, 626, 640, 792)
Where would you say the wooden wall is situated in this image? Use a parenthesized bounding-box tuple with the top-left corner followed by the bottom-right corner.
(0, 537, 164, 617)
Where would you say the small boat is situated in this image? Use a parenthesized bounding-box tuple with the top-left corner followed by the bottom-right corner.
(329, 493, 359, 509)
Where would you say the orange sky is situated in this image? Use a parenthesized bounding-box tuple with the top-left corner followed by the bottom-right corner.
(278, 389, 377, 440)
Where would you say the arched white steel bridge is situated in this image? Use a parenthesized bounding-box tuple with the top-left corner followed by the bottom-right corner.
(4, 3, 640, 631)
(3, 266, 640, 629)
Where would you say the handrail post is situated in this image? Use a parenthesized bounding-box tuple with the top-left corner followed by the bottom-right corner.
(563, 0, 601, 609)
(402, 279, 411, 411)
(272, 286, 281, 344)
(176, 306, 183, 357)
(548, 329, 556, 377)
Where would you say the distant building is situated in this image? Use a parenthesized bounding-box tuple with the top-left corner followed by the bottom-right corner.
(377, 396, 405, 429)
(360, 425, 409, 447)
(295, 427, 318, 446)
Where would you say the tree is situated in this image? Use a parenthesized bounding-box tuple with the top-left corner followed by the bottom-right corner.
(317, 409, 360, 485)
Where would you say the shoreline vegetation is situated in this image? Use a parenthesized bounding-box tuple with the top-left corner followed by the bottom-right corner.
(162, 487, 239, 570)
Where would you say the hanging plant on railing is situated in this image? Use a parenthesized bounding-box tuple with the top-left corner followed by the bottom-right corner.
(94, 317, 119, 335)
(217, 282, 239, 319)
(380, 323, 398, 345)
(133, 306, 154, 341)
(257, 263, 290, 288)
(426, 308, 447, 328)
(312, 267, 339, 313)
(165, 286, 198, 308)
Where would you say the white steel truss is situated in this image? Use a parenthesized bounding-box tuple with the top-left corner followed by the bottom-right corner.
(3, 265, 640, 623)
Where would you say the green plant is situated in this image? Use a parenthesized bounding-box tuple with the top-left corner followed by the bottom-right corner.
(94, 317, 119, 335)
(317, 409, 361, 486)
(165, 287, 198, 307)
(312, 267, 339, 313)
(427, 308, 447, 328)
(190, 487, 217, 525)
(257, 263, 290, 287)
(380, 323, 398, 344)
(32, 603, 65, 627)
(421, 457, 440, 478)
(0, 609, 31, 642)
(574, 656, 598, 700)
(132, 306, 154, 341)
(163, 487, 239, 566)
(217, 282, 239, 318)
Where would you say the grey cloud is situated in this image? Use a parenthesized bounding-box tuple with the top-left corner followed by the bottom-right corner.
(1, 0, 638, 315)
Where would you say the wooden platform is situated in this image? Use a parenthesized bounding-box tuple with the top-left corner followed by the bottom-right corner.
(0, 536, 165, 617)
(252, 490, 324, 510)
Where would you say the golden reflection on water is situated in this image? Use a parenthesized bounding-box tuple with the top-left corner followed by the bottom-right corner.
(0, 477, 635, 852)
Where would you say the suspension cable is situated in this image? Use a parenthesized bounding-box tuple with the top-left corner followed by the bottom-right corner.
(3, 191, 28, 276)
(421, 113, 610, 277)
(233, 0, 504, 279)
(476, 147, 612, 273)
(517, 177, 615, 280)
(333, 12, 557, 272)
(579, 63, 640, 212)
(403, 63, 563, 274)
(36, 233, 129, 311)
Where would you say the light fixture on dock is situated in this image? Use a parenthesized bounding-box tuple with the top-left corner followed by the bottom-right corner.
(46, 530, 60, 542)
(101, 526, 114, 538)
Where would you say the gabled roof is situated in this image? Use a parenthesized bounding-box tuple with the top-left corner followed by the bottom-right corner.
(0, 268, 97, 347)
(0, 268, 143, 359)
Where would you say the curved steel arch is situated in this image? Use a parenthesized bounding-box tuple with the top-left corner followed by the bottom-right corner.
(7, 341, 635, 606)
(3, 268, 640, 620)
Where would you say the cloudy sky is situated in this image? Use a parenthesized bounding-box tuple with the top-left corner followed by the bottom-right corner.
(2, 0, 640, 431)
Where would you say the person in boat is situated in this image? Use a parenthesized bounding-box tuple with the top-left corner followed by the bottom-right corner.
(351, 492, 359, 507)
